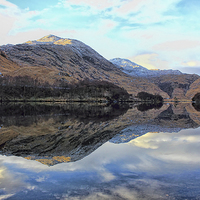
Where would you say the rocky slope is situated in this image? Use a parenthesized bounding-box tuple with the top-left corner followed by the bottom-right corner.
(0, 35, 169, 98)
(0, 49, 20, 74)
(1, 35, 199, 100)
(149, 74, 199, 100)
(110, 58, 182, 77)
(110, 58, 199, 100)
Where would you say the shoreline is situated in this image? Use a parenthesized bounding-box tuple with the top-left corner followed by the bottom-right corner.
(0, 99, 195, 103)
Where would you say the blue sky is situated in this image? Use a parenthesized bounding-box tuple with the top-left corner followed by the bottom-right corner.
(0, 0, 200, 75)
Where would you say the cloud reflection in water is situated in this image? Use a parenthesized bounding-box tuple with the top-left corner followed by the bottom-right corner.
(0, 103, 200, 199)
(0, 127, 200, 199)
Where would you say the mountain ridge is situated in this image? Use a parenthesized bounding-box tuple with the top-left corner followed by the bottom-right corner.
(0, 35, 200, 100)
(110, 57, 183, 77)
(0, 35, 170, 98)
(110, 57, 200, 100)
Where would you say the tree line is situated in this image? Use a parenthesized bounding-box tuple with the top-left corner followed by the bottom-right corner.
(0, 75, 130, 102)
(136, 92, 163, 103)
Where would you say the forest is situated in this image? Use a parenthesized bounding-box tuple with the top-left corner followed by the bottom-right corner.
(136, 92, 163, 103)
(0, 75, 130, 102)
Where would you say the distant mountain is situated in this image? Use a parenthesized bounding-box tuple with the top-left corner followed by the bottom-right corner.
(110, 58, 200, 100)
(110, 58, 182, 77)
(0, 34, 169, 98)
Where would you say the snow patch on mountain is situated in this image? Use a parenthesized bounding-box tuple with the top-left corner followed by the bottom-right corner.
(110, 58, 182, 77)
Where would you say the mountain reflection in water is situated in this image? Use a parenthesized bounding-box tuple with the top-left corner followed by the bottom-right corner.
(0, 102, 200, 199)
(0, 102, 199, 165)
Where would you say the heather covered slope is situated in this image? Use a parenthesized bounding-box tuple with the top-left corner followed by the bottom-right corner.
(0, 50, 20, 74)
(149, 74, 199, 100)
(0, 35, 169, 98)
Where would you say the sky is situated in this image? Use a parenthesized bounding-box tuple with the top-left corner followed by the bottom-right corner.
(0, 0, 200, 75)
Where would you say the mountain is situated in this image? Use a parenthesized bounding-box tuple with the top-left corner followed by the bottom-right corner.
(110, 58, 182, 77)
(0, 34, 169, 98)
(0, 35, 200, 100)
(110, 58, 200, 100)
(150, 74, 199, 100)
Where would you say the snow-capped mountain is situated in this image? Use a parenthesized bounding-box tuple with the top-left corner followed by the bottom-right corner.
(110, 58, 182, 77)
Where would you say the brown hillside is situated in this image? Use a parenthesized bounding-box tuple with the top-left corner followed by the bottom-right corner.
(0, 49, 20, 74)
(149, 74, 199, 100)
(186, 78, 200, 100)
(0, 35, 169, 98)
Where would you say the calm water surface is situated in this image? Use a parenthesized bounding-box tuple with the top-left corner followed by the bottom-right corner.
(0, 103, 200, 200)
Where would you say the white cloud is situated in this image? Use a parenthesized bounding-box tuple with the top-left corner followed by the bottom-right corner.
(129, 53, 170, 70)
(35, 176, 47, 182)
(153, 40, 200, 51)
(180, 60, 200, 75)
(129, 129, 200, 164)
(112, 0, 181, 24)
(61, 0, 122, 10)
(0, 194, 15, 200)
(0, 0, 42, 43)
(0, 0, 17, 9)
(0, 164, 28, 193)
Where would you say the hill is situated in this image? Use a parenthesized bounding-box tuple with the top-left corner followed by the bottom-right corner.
(0, 35, 169, 98)
(149, 74, 199, 100)
(110, 58, 182, 77)
(0, 49, 20, 73)
(110, 58, 200, 100)
(1, 35, 200, 100)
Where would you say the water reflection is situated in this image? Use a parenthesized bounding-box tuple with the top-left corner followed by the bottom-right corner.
(0, 102, 130, 126)
(0, 127, 200, 199)
(193, 102, 200, 111)
(0, 102, 200, 199)
(0, 102, 199, 165)
(136, 102, 163, 111)
(0, 103, 131, 164)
